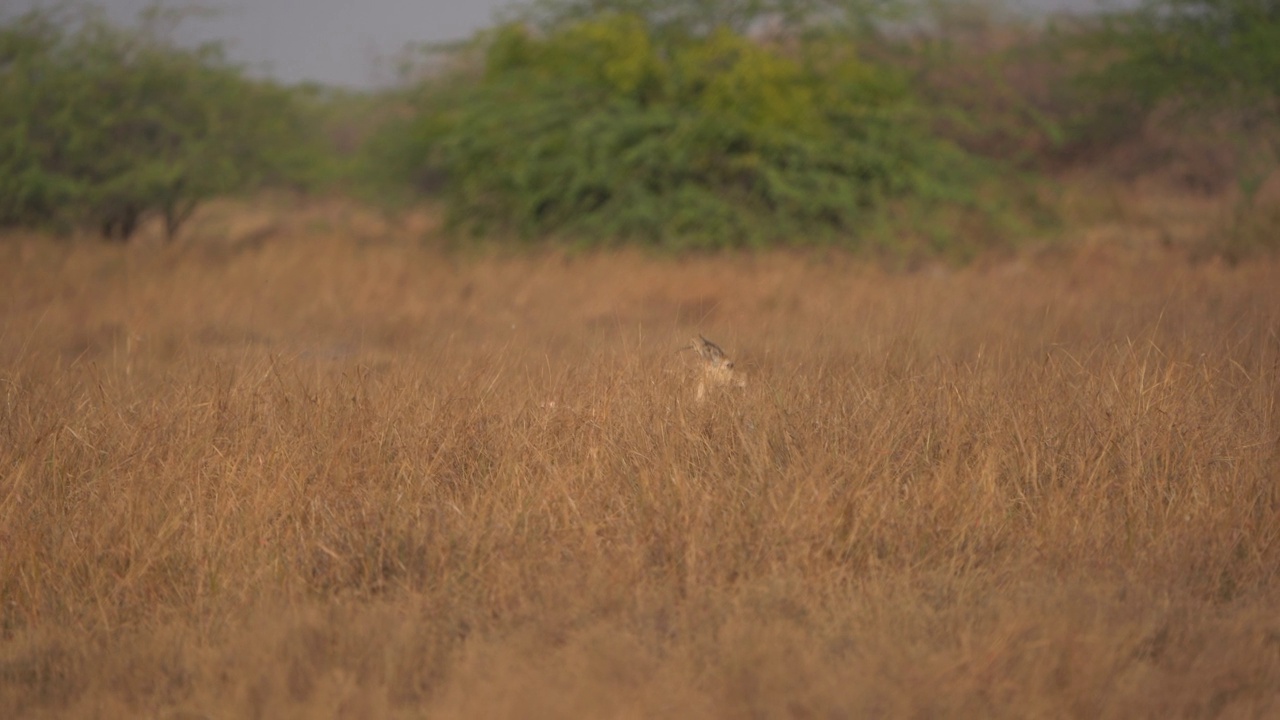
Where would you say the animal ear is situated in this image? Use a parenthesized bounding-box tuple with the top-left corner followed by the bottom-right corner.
(694, 335, 726, 363)
(691, 336, 708, 359)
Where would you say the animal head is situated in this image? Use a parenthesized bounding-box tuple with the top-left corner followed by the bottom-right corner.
(688, 334, 747, 399)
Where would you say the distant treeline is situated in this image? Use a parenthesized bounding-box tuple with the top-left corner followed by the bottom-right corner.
(1, 0, 1276, 252)
(0, 5, 331, 240)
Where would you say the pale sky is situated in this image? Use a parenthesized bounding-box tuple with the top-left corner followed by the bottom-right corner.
(6, 0, 1110, 88)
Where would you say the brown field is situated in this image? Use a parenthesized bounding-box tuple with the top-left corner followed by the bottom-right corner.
(2, 196, 1279, 718)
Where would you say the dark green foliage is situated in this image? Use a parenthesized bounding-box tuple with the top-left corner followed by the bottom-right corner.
(1077, 0, 1280, 113)
(381, 12, 1010, 250)
(1065, 0, 1280, 257)
(511, 0, 909, 40)
(0, 6, 327, 240)
(1061, 0, 1280, 151)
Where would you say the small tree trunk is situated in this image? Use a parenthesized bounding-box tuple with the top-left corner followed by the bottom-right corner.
(163, 198, 198, 243)
(101, 205, 140, 242)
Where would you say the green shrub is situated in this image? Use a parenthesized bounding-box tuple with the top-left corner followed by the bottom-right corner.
(1076, 0, 1279, 112)
(381, 12, 1010, 251)
(1065, 0, 1280, 256)
(513, 0, 906, 39)
(0, 6, 327, 240)
(1062, 0, 1280, 160)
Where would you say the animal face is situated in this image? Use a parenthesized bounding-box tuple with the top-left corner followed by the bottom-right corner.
(690, 335, 746, 400)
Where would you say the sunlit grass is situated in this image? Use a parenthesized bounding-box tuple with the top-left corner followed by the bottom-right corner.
(1, 203, 1278, 717)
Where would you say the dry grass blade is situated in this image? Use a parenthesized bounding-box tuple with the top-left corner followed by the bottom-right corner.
(1, 214, 1279, 718)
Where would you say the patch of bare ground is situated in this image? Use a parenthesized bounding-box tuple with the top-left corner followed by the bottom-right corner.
(1, 199, 1278, 718)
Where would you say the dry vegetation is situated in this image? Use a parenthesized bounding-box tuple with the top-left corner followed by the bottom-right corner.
(2, 196, 1279, 718)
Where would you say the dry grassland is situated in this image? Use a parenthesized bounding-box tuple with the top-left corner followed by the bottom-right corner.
(2, 201, 1279, 718)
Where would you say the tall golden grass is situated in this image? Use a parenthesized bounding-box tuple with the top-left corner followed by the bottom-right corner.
(2, 204, 1278, 717)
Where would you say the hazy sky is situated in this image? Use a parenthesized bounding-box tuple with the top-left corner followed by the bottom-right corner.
(8, 0, 1109, 88)
(6, 0, 514, 87)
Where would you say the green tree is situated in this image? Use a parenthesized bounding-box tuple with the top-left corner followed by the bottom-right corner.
(1071, 0, 1280, 257)
(1082, 0, 1280, 111)
(377, 11, 1002, 251)
(511, 0, 907, 39)
(0, 5, 325, 240)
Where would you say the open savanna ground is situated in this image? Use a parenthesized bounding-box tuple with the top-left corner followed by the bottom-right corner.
(2, 198, 1279, 718)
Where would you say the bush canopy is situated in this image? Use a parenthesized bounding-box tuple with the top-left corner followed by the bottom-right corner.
(0, 6, 322, 240)
(376, 11, 1001, 250)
